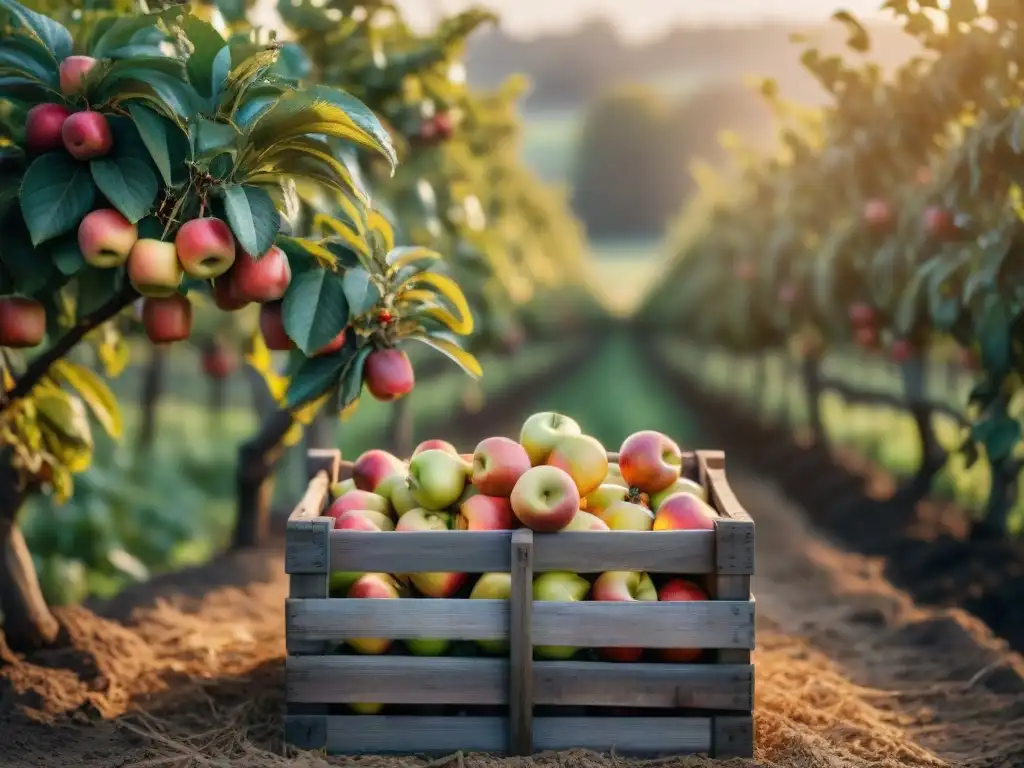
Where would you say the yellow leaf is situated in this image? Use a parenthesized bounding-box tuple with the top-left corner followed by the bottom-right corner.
(367, 209, 395, 253)
(339, 396, 360, 422)
(246, 331, 273, 375)
(404, 335, 483, 378)
(396, 272, 474, 335)
(2, 367, 14, 392)
(420, 306, 473, 335)
(294, 392, 330, 425)
(386, 247, 442, 276)
(312, 214, 371, 259)
(283, 421, 304, 447)
(50, 360, 123, 439)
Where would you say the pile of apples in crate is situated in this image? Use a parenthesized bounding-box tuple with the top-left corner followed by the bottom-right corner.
(327, 411, 718, 664)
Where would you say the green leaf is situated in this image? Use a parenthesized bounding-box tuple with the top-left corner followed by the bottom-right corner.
(52, 232, 85, 276)
(193, 118, 238, 155)
(90, 10, 175, 59)
(972, 415, 1020, 463)
(0, 36, 57, 84)
(285, 353, 347, 409)
(220, 184, 280, 256)
(19, 152, 97, 246)
(0, 0, 72, 63)
(281, 269, 349, 355)
(75, 266, 124, 320)
(342, 268, 381, 317)
(183, 13, 229, 98)
(0, 210, 53, 295)
(976, 294, 1011, 376)
(90, 158, 158, 224)
(127, 104, 174, 186)
(338, 344, 370, 409)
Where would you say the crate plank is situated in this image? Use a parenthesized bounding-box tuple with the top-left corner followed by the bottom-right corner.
(532, 530, 714, 573)
(287, 597, 508, 641)
(303, 716, 508, 754)
(532, 600, 755, 649)
(287, 656, 753, 711)
(713, 714, 754, 758)
(509, 529, 534, 755)
(533, 717, 712, 754)
(329, 530, 511, 573)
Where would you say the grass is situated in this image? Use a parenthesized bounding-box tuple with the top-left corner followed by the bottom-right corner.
(658, 341, 1022, 531)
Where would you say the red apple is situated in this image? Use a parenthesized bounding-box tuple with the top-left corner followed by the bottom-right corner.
(510, 465, 580, 532)
(141, 294, 191, 344)
(0, 298, 45, 348)
(649, 478, 706, 510)
(232, 245, 291, 302)
(854, 326, 879, 349)
(326, 490, 391, 521)
(457, 494, 516, 530)
(924, 205, 957, 240)
(24, 103, 72, 154)
(862, 198, 892, 232)
(212, 276, 249, 311)
(890, 338, 915, 363)
(352, 449, 406, 492)
(658, 579, 709, 662)
(258, 301, 293, 350)
(471, 436, 531, 496)
(201, 344, 238, 379)
(346, 573, 400, 654)
(413, 439, 459, 457)
(77, 208, 137, 268)
(432, 112, 454, 141)
(618, 430, 682, 494)
(314, 328, 347, 356)
(395, 509, 465, 597)
(174, 217, 236, 279)
(364, 348, 414, 401)
(127, 239, 183, 297)
(563, 510, 610, 531)
(653, 493, 717, 531)
(592, 571, 658, 662)
(334, 509, 394, 532)
(547, 434, 608, 496)
(847, 302, 875, 327)
(602, 500, 655, 531)
(61, 111, 112, 161)
(59, 55, 98, 95)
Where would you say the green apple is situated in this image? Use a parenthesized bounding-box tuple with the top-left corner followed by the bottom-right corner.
(392, 483, 419, 516)
(649, 477, 707, 510)
(533, 571, 590, 660)
(584, 483, 630, 519)
(349, 702, 384, 714)
(519, 411, 582, 465)
(405, 638, 450, 656)
(331, 478, 357, 498)
(469, 573, 512, 654)
(407, 449, 471, 510)
(329, 570, 363, 596)
(604, 463, 628, 487)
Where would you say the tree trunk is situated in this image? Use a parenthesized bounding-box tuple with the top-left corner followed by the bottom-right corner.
(972, 459, 1020, 541)
(799, 353, 825, 444)
(750, 354, 766, 420)
(896, 357, 944, 503)
(245, 365, 277, 417)
(388, 396, 414, 458)
(302, 411, 332, 478)
(233, 409, 295, 549)
(0, 460, 58, 653)
(137, 346, 167, 454)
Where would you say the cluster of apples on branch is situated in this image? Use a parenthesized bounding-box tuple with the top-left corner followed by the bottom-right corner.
(325, 411, 718, 689)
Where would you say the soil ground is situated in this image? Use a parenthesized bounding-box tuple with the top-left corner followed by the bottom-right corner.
(2, 346, 1024, 766)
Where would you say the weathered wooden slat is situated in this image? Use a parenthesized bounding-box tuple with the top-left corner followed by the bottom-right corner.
(290, 716, 713, 756)
(287, 597, 508, 641)
(533, 716, 712, 754)
(329, 530, 512, 573)
(509, 529, 534, 755)
(532, 600, 755, 649)
(713, 714, 754, 758)
(286, 655, 754, 710)
(306, 449, 341, 487)
(532, 530, 715, 573)
(288, 472, 332, 524)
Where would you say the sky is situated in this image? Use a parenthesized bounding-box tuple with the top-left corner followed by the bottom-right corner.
(255, 1, 891, 42)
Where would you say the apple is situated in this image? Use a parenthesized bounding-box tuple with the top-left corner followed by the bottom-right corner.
(256, 301, 294, 350)
(457, 494, 515, 530)
(201, 345, 238, 379)
(413, 439, 459, 457)
(313, 328, 347, 356)
(405, 638, 449, 656)
(364, 348, 415, 401)
(410, 570, 467, 599)
(407, 449, 470, 510)
(232, 245, 291, 302)
(924, 205, 957, 240)
(331, 478, 357, 498)
(391, 483, 419, 517)
(372, 473, 406, 502)
(855, 326, 879, 349)
(329, 570, 362, 596)
(352, 449, 406, 492)
(470, 573, 512, 654)
(327, 490, 391, 520)
(510, 466, 580, 532)
(24, 103, 72, 154)
(583, 485, 629, 518)
(563, 510, 610, 531)
(653, 493, 717, 531)
(519, 412, 582, 465)
(432, 112, 455, 140)
(604, 464, 628, 487)
(335, 509, 395, 532)
(174, 217, 236, 279)
(141, 294, 191, 344)
(618, 430, 682, 494)
(211, 276, 249, 311)
(592, 571, 658, 662)
(395, 508, 452, 532)
(533, 572, 590, 659)
(59, 55, 98, 95)
(862, 198, 892, 232)
(0, 298, 45, 348)
(61, 111, 112, 161)
(547, 434, 608, 496)
(649, 478, 707, 510)
(127, 239, 183, 297)
(847, 302, 875, 327)
(658, 578, 709, 662)
(471, 436, 531, 496)
(777, 282, 798, 305)
(349, 702, 384, 714)
(602, 500, 655, 531)
(345, 573, 401, 655)
(891, 338, 915, 363)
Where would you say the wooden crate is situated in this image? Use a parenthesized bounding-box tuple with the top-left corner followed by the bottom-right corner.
(285, 448, 755, 758)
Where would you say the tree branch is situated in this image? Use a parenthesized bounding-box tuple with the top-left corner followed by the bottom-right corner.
(1, 283, 138, 410)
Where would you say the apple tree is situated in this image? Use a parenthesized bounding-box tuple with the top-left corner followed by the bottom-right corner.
(0, 0, 480, 651)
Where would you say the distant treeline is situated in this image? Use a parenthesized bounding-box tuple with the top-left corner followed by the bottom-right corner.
(569, 82, 775, 240)
(466, 19, 921, 109)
